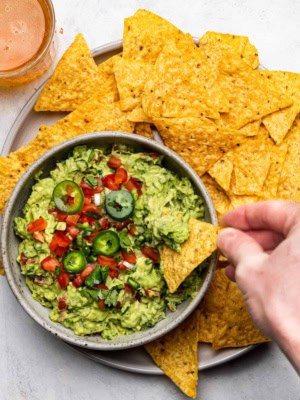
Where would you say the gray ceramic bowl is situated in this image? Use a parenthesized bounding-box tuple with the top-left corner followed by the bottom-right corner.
(1, 132, 218, 350)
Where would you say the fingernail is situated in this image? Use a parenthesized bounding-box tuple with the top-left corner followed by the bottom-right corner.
(217, 228, 237, 257)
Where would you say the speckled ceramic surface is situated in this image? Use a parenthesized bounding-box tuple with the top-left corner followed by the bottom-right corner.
(1, 132, 218, 351)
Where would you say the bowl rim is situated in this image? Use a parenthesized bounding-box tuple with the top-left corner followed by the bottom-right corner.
(1, 131, 218, 350)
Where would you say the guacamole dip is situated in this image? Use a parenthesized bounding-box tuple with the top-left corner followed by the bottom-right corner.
(14, 145, 205, 339)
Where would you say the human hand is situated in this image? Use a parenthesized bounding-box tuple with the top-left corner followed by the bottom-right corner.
(217, 200, 300, 374)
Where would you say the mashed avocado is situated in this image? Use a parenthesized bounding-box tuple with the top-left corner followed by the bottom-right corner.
(14, 145, 205, 339)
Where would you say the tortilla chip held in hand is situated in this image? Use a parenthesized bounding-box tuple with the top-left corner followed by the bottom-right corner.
(161, 218, 218, 293)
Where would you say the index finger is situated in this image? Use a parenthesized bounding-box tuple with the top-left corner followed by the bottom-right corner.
(222, 200, 300, 236)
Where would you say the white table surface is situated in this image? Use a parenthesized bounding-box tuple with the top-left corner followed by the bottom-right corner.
(1, 0, 300, 398)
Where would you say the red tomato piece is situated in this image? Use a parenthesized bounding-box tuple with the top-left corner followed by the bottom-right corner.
(111, 219, 131, 231)
(97, 255, 118, 269)
(115, 167, 128, 185)
(55, 210, 68, 222)
(49, 231, 71, 253)
(72, 274, 84, 288)
(99, 217, 111, 230)
(33, 231, 45, 243)
(124, 283, 133, 294)
(118, 261, 127, 271)
(109, 269, 119, 279)
(84, 196, 92, 205)
(95, 284, 108, 290)
(41, 256, 60, 272)
(27, 218, 47, 233)
(128, 224, 137, 236)
(67, 226, 80, 239)
(66, 214, 80, 226)
(80, 264, 96, 280)
(57, 272, 70, 289)
(103, 174, 121, 191)
(121, 249, 137, 264)
(141, 246, 160, 263)
(81, 204, 102, 217)
(58, 296, 67, 310)
(107, 155, 121, 169)
(125, 177, 143, 196)
(98, 299, 106, 310)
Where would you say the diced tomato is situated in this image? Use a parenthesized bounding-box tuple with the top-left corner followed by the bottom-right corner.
(107, 155, 121, 169)
(55, 210, 68, 222)
(84, 229, 100, 243)
(72, 274, 84, 288)
(103, 174, 121, 191)
(125, 177, 143, 196)
(20, 253, 27, 265)
(58, 296, 67, 310)
(141, 246, 160, 263)
(80, 178, 102, 196)
(109, 269, 119, 279)
(84, 196, 92, 205)
(111, 219, 131, 231)
(98, 299, 106, 310)
(41, 256, 60, 272)
(128, 224, 137, 236)
(81, 204, 102, 218)
(50, 231, 71, 253)
(97, 255, 118, 269)
(67, 226, 80, 239)
(27, 218, 47, 233)
(57, 272, 70, 289)
(118, 261, 127, 271)
(80, 264, 96, 280)
(95, 284, 108, 290)
(121, 249, 137, 264)
(54, 247, 68, 257)
(115, 167, 128, 185)
(66, 214, 80, 226)
(33, 231, 45, 243)
(124, 283, 133, 294)
(99, 217, 110, 230)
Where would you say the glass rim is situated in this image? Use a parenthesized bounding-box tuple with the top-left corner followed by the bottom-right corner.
(0, 0, 55, 78)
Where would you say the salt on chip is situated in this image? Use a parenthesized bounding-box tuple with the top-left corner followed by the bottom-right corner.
(230, 136, 271, 196)
(145, 311, 199, 398)
(143, 38, 229, 119)
(199, 31, 259, 69)
(161, 218, 218, 293)
(208, 152, 234, 192)
(261, 70, 300, 144)
(277, 116, 300, 201)
(218, 54, 293, 129)
(35, 34, 100, 112)
(155, 117, 245, 176)
(134, 123, 154, 139)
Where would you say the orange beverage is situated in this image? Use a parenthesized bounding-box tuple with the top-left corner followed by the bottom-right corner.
(0, 0, 55, 86)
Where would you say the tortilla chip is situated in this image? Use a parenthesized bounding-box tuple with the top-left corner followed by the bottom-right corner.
(145, 311, 199, 398)
(229, 194, 261, 210)
(143, 38, 229, 119)
(126, 107, 152, 123)
(97, 56, 120, 101)
(155, 117, 245, 176)
(201, 174, 231, 218)
(162, 218, 218, 293)
(230, 136, 271, 196)
(239, 119, 261, 136)
(261, 71, 300, 144)
(0, 262, 4, 276)
(277, 116, 300, 201)
(35, 34, 100, 112)
(0, 155, 24, 213)
(199, 31, 259, 69)
(208, 152, 234, 192)
(134, 123, 154, 139)
(218, 54, 292, 129)
(198, 270, 270, 349)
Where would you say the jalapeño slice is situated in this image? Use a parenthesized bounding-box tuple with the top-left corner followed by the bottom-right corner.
(53, 180, 84, 214)
(92, 231, 120, 256)
(63, 251, 87, 273)
(105, 190, 134, 222)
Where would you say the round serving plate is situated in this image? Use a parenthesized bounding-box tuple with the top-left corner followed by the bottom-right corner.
(1, 39, 254, 373)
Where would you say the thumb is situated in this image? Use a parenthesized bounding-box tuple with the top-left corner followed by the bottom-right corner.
(217, 227, 266, 267)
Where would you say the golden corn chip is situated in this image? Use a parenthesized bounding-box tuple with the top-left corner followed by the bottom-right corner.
(208, 152, 234, 192)
(262, 140, 289, 199)
(239, 119, 261, 136)
(199, 31, 259, 69)
(231, 136, 271, 196)
(162, 218, 218, 293)
(143, 38, 229, 119)
(113, 58, 153, 111)
(0, 155, 24, 214)
(218, 55, 292, 129)
(126, 107, 152, 123)
(35, 34, 100, 112)
(229, 194, 261, 210)
(277, 116, 300, 201)
(155, 117, 245, 176)
(134, 123, 154, 139)
(0, 262, 4, 276)
(97, 55, 120, 101)
(145, 311, 199, 398)
(123, 9, 188, 62)
(260, 71, 300, 144)
(201, 174, 231, 217)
